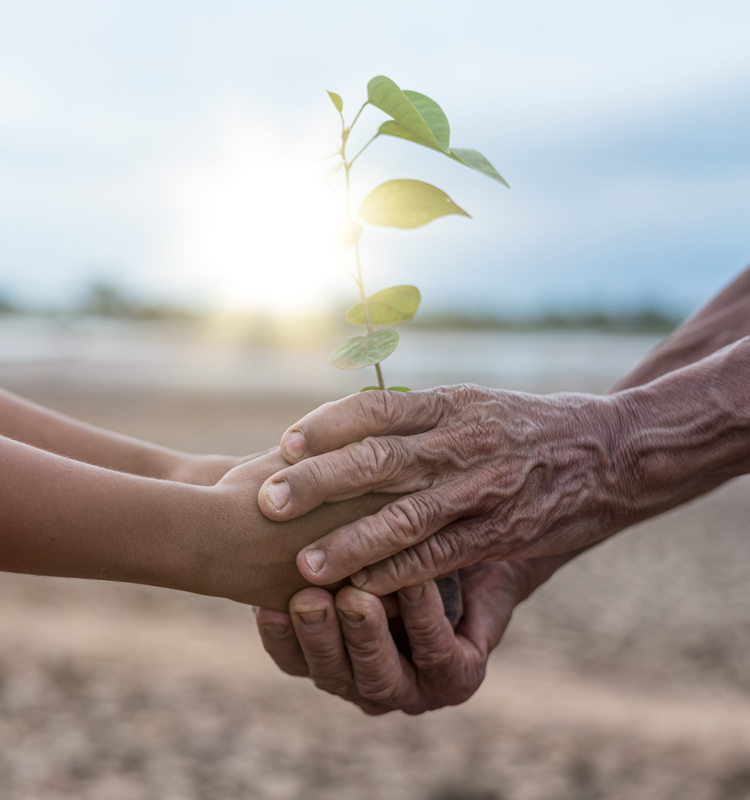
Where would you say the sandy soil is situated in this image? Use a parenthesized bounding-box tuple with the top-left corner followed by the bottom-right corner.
(2, 333, 750, 800)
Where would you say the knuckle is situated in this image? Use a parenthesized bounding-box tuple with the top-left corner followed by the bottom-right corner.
(359, 389, 398, 429)
(406, 532, 456, 577)
(385, 492, 442, 540)
(413, 651, 454, 673)
(386, 548, 426, 586)
(304, 639, 344, 667)
(300, 457, 330, 492)
(349, 437, 398, 480)
(313, 677, 355, 697)
(356, 677, 399, 704)
(281, 664, 311, 678)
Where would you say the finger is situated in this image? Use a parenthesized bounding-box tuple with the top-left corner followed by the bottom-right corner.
(346, 514, 504, 595)
(258, 433, 436, 521)
(255, 607, 309, 677)
(279, 389, 447, 464)
(398, 580, 483, 707)
(289, 588, 361, 702)
(296, 488, 467, 586)
(396, 581, 458, 672)
(335, 586, 417, 710)
(455, 562, 521, 653)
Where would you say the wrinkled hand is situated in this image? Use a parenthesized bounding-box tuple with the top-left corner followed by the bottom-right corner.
(258, 385, 624, 595)
(256, 554, 570, 714)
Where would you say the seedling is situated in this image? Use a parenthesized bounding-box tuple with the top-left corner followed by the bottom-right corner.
(322, 75, 508, 390)
(319, 77, 509, 627)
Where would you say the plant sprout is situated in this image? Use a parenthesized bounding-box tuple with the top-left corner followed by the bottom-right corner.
(323, 75, 508, 391)
(319, 76, 509, 628)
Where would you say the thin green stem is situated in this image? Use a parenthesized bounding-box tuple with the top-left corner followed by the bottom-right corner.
(348, 133, 379, 169)
(338, 256, 358, 285)
(354, 240, 385, 390)
(336, 98, 384, 391)
(349, 101, 368, 133)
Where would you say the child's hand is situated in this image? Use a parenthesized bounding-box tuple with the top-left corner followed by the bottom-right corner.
(163, 450, 272, 486)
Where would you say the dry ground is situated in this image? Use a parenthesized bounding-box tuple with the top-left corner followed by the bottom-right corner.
(2, 353, 750, 800)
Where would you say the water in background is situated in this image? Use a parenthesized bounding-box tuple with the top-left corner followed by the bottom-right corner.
(0, 316, 663, 399)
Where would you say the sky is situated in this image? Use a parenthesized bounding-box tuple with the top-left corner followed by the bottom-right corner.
(0, 0, 749, 318)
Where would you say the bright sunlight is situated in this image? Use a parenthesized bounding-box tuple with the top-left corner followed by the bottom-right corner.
(171, 115, 348, 314)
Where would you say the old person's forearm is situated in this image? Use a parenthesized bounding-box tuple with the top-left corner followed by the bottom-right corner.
(614, 263, 750, 390)
(609, 334, 750, 527)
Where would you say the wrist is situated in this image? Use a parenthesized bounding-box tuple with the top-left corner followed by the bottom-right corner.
(609, 337, 750, 525)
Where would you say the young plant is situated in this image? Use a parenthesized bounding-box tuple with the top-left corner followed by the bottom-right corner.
(320, 77, 509, 627)
(323, 75, 508, 391)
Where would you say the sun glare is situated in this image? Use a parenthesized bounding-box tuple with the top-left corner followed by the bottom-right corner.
(172, 119, 348, 315)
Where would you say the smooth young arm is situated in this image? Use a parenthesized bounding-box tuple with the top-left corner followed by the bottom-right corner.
(0, 439, 387, 609)
(0, 388, 247, 485)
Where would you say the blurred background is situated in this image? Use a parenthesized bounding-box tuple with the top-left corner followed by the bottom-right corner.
(1, 1, 750, 798)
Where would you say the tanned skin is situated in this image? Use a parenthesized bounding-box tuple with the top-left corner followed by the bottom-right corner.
(0, 392, 389, 609)
(256, 264, 750, 714)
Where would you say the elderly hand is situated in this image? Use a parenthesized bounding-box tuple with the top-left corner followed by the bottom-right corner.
(257, 385, 628, 595)
(255, 554, 569, 715)
(259, 328, 750, 597)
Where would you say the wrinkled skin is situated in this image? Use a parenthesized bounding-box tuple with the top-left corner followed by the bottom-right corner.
(256, 555, 571, 715)
(258, 385, 624, 595)
(257, 262, 750, 714)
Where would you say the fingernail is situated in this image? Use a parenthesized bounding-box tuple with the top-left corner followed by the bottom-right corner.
(296, 609, 326, 629)
(399, 584, 425, 604)
(350, 569, 369, 589)
(339, 609, 365, 624)
(284, 431, 306, 460)
(259, 623, 289, 638)
(267, 480, 291, 511)
(305, 549, 326, 574)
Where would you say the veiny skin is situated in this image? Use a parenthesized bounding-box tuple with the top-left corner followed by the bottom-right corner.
(257, 262, 750, 714)
(259, 343, 750, 597)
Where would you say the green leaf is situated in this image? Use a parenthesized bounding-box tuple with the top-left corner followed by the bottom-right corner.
(367, 76, 449, 153)
(334, 214, 362, 255)
(379, 120, 509, 188)
(358, 179, 470, 229)
(359, 386, 381, 392)
(330, 330, 399, 370)
(450, 148, 509, 187)
(346, 285, 421, 326)
(402, 90, 450, 151)
(327, 91, 343, 112)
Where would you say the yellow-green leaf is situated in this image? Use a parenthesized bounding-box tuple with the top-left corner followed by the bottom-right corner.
(330, 330, 399, 370)
(358, 179, 470, 229)
(327, 91, 343, 112)
(346, 285, 421, 326)
(451, 148, 509, 187)
(379, 121, 508, 188)
(387, 386, 411, 392)
(367, 76, 449, 153)
(359, 386, 381, 392)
